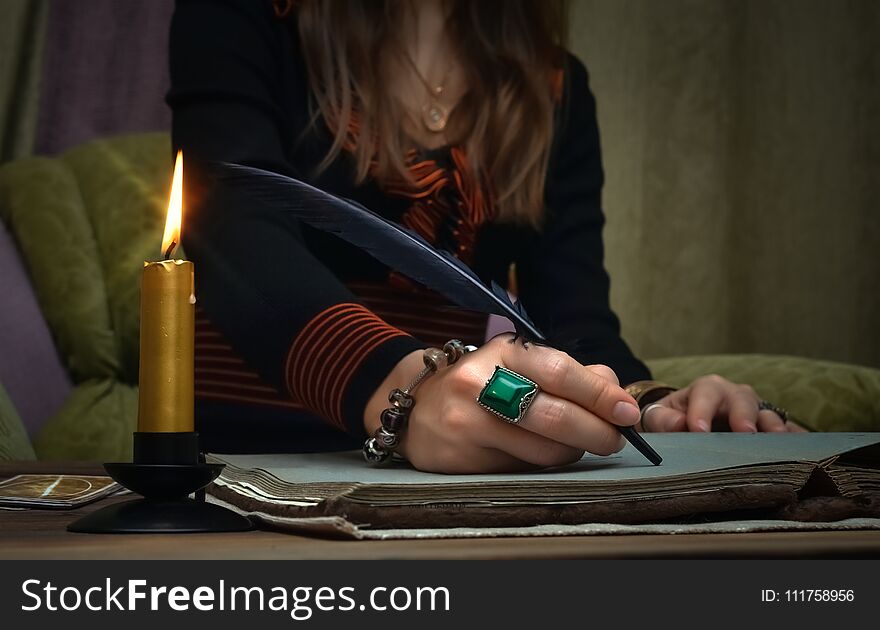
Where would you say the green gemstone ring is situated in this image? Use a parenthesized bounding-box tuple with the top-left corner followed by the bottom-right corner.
(477, 365, 540, 424)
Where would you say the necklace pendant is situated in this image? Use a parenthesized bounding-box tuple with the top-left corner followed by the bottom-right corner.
(422, 102, 448, 133)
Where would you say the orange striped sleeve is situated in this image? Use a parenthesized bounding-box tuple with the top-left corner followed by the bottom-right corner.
(283, 303, 411, 430)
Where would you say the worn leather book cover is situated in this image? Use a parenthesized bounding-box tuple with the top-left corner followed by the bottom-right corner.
(207, 433, 880, 536)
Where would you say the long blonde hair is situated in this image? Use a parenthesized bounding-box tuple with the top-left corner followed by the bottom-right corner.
(292, 0, 568, 227)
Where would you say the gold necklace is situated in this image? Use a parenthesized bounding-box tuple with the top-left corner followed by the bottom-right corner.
(401, 48, 453, 133)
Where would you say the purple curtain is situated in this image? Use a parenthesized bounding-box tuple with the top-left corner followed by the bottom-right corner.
(35, 0, 174, 155)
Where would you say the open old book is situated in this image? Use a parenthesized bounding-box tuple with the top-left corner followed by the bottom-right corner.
(207, 433, 880, 537)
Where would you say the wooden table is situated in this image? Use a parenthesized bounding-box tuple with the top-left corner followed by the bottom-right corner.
(2, 461, 880, 559)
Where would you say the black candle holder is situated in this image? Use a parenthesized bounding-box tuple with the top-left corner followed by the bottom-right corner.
(68, 432, 253, 534)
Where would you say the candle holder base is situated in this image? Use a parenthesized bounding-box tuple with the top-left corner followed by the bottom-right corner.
(67, 496, 253, 534)
(67, 462, 253, 534)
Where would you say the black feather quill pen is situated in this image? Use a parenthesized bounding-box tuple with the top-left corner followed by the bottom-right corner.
(211, 162, 660, 465)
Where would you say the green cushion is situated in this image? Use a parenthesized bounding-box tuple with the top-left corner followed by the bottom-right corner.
(0, 381, 36, 461)
(63, 135, 173, 382)
(0, 133, 169, 462)
(0, 133, 171, 385)
(33, 378, 137, 461)
(0, 156, 119, 382)
(647, 354, 880, 432)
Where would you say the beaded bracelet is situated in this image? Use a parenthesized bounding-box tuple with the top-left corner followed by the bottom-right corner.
(363, 339, 472, 464)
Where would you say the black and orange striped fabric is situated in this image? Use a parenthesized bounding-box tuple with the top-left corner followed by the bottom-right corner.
(194, 281, 488, 432)
(192, 98, 497, 436)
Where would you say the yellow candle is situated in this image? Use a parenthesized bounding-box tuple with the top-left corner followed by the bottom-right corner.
(137, 151, 195, 433)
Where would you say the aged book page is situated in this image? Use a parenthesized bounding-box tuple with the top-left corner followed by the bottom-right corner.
(207, 434, 880, 533)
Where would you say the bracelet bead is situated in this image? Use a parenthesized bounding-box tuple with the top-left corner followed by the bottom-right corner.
(363, 339, 472, 465)
(363, 437, 390, 464)
(380, 407, 407, 431)
(388, 388, 414, 408)
(376, 426, 400, 449)
(423, 347, 448, 371)
(443, 339, 465, 362)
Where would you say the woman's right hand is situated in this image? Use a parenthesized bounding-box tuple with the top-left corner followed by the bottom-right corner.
(364, 334, 642, 473)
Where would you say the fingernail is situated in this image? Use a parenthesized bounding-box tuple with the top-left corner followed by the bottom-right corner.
(746, 422, 758, 433)
(696, 419, 710, 432)
(613, 401, 641, 425)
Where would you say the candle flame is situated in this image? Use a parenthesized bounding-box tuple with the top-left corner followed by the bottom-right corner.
(162, 150, 184, 259)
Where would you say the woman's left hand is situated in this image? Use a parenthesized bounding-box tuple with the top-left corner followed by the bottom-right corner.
(640, 374, 805, 433)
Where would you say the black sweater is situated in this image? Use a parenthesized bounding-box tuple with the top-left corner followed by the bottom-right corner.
(167, 0, 650, 452)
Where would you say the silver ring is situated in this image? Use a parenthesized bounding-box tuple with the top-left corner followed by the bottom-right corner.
(758, 400, 790, 422)
(639, 402, 666, 432)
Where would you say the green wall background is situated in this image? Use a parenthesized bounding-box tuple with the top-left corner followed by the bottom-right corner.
(1, 0, 877, 367)
(571, 0, 879, 367)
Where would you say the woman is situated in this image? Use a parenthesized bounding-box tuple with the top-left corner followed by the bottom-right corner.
(168, 0, 797, 474)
